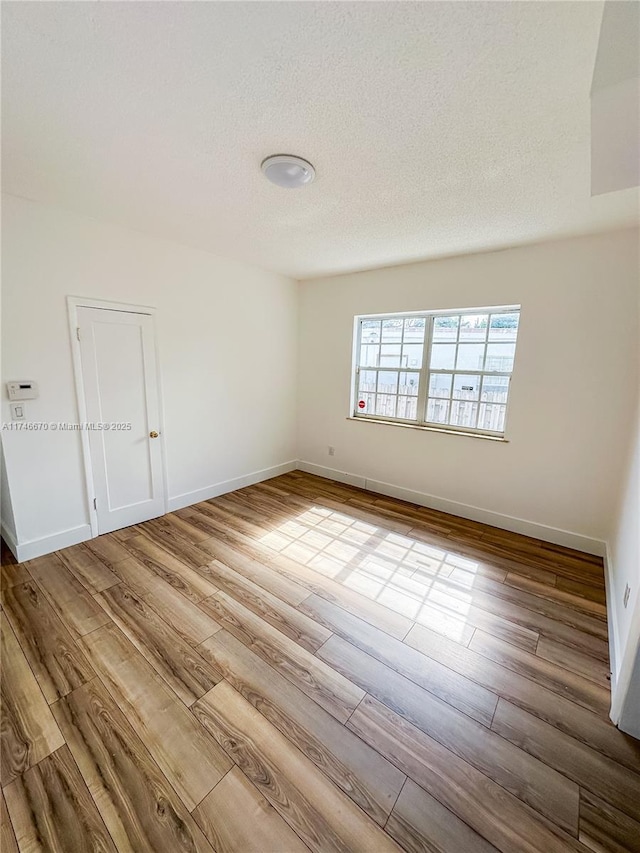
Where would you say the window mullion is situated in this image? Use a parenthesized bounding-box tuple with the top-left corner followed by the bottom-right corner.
(416, 314, 432, 425)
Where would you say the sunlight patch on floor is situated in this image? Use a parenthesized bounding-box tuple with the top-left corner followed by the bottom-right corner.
(260, 505, 482, 643)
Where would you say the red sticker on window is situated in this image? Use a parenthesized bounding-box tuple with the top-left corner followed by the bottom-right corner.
(358, 400, 366, 409)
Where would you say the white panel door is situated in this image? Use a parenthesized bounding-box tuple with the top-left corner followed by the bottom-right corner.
(77, 306, 165, 534)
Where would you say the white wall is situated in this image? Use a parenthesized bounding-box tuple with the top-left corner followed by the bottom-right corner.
(1, 194, 298, 558)
(298, 229, 639, 551)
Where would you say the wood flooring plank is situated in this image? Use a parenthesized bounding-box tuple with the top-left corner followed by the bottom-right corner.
(300, 593, 498, 725)
(536, 637, 611, 689)
(204, 559, 330, 652)
(192, 681, 403, 853)
(468, 630, 610, 717)
(107, 555, 164, 596)
(385, 777, 500, 853)
(453, 586, 608, 659)
(349, 694, 589, 853)
(578, 790, 640, 853)
(556, 577, 607, 606)
(406, 524, 561, 587)
(317, 634, 579, 833)
(211, 491, 285, 528)
(196, 538, 310, 606)
(200, 592, 364, 724)
(80, 623, 232, 811)
(111, 525, 148, 543)
(461, 539, 605, 588)
(180, 506, 271, 552)
(389, 576, 541, 651)
(1, 788, 19, 853)
(155, 511, 212, 543)
(142, 579, 222, 646)
(3, 745, 116, 853)
(404, 622, 640, 775)
(504, 573, 607, 621)
(193, 766, 310, 853)
(460, 574, 608, 635)
(136, 519, 214, 571)
(95, 584, 221, 706)
(1, 613, 65, 785)
(119, 535, 218, 602)
(491, 699, 640, 823)
(252, 481, 415, 535)
(57, 544, 120, 593)
(3, 580, 95, 704)
(84, 535, 131, 567)
(264, 551, 415, 640)
(52, 678, 216, 853)
(0, 561, 30, 592)
(25, 554, 111, 637)
(200, 497, 272, 540)
(198, 629, 405, 826)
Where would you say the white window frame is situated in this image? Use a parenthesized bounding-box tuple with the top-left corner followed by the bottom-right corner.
(351, 305, 520, 438)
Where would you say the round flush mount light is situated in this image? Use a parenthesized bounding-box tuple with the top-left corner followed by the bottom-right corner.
(261, 154, 315, 189)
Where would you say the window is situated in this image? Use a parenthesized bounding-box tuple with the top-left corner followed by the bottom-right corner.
(352, 306, 520, 437)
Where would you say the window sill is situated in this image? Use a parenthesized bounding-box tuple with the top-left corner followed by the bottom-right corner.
(346, 416, 509, 442)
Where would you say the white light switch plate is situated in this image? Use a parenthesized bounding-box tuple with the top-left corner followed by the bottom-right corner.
(10, 402, 26, 421)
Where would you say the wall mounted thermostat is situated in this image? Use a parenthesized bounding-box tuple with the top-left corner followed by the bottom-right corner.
(6, 381, 38, 401)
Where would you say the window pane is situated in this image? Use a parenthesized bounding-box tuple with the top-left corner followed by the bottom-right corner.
(360, 345, 379, 367)
(433, 315, 459, 342)
(399, 372, 420, 395)
(402, 344, 423, 368)
(379, 344, 401, 367)
(478, 403, 506, 432)
(481, 375, 509, 403)
(489, 312, 519, 342)
(404, 318, 426, 343)
(450, 400, 478, 428)
(381, 318, 403, 343)
(459, 315, 488, 342)
(359, 370, 377, 393)
(456, 344, 485, 370)
(356, 392, 375, 414)
(430, 344, 456, 370)
(452, 374, 480, 400)
(375, 394, 397, 418)
(429, 373, 452, 398)
(427, 398, 450, 424)
(485, 343, 515, 372)
(377, 371, 398, 394)
(397, 396, 418, 420)
(361, 319, 381, 343)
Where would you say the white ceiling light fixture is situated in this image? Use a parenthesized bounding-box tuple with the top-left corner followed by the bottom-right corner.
(261, 154, 315, 189)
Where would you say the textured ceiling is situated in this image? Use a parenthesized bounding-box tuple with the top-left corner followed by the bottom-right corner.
(2, 1, 638, 279)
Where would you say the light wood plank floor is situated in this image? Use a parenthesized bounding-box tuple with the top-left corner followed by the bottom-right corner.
(2, 471, 639, 853)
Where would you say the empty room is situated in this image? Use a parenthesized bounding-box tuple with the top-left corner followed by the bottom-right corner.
(1, 1, 639, 851)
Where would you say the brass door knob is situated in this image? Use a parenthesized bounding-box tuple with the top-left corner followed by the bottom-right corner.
(149, 430, 159, 439)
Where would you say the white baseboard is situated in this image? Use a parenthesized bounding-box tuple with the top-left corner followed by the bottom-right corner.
(168, 460, 298, 513)
(3, 461, 297, 562)
(296, 460, 606, 557)
(297, 461, 367, 489)
(10, 524, 93, 563)
(603, 542, 619, 703)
